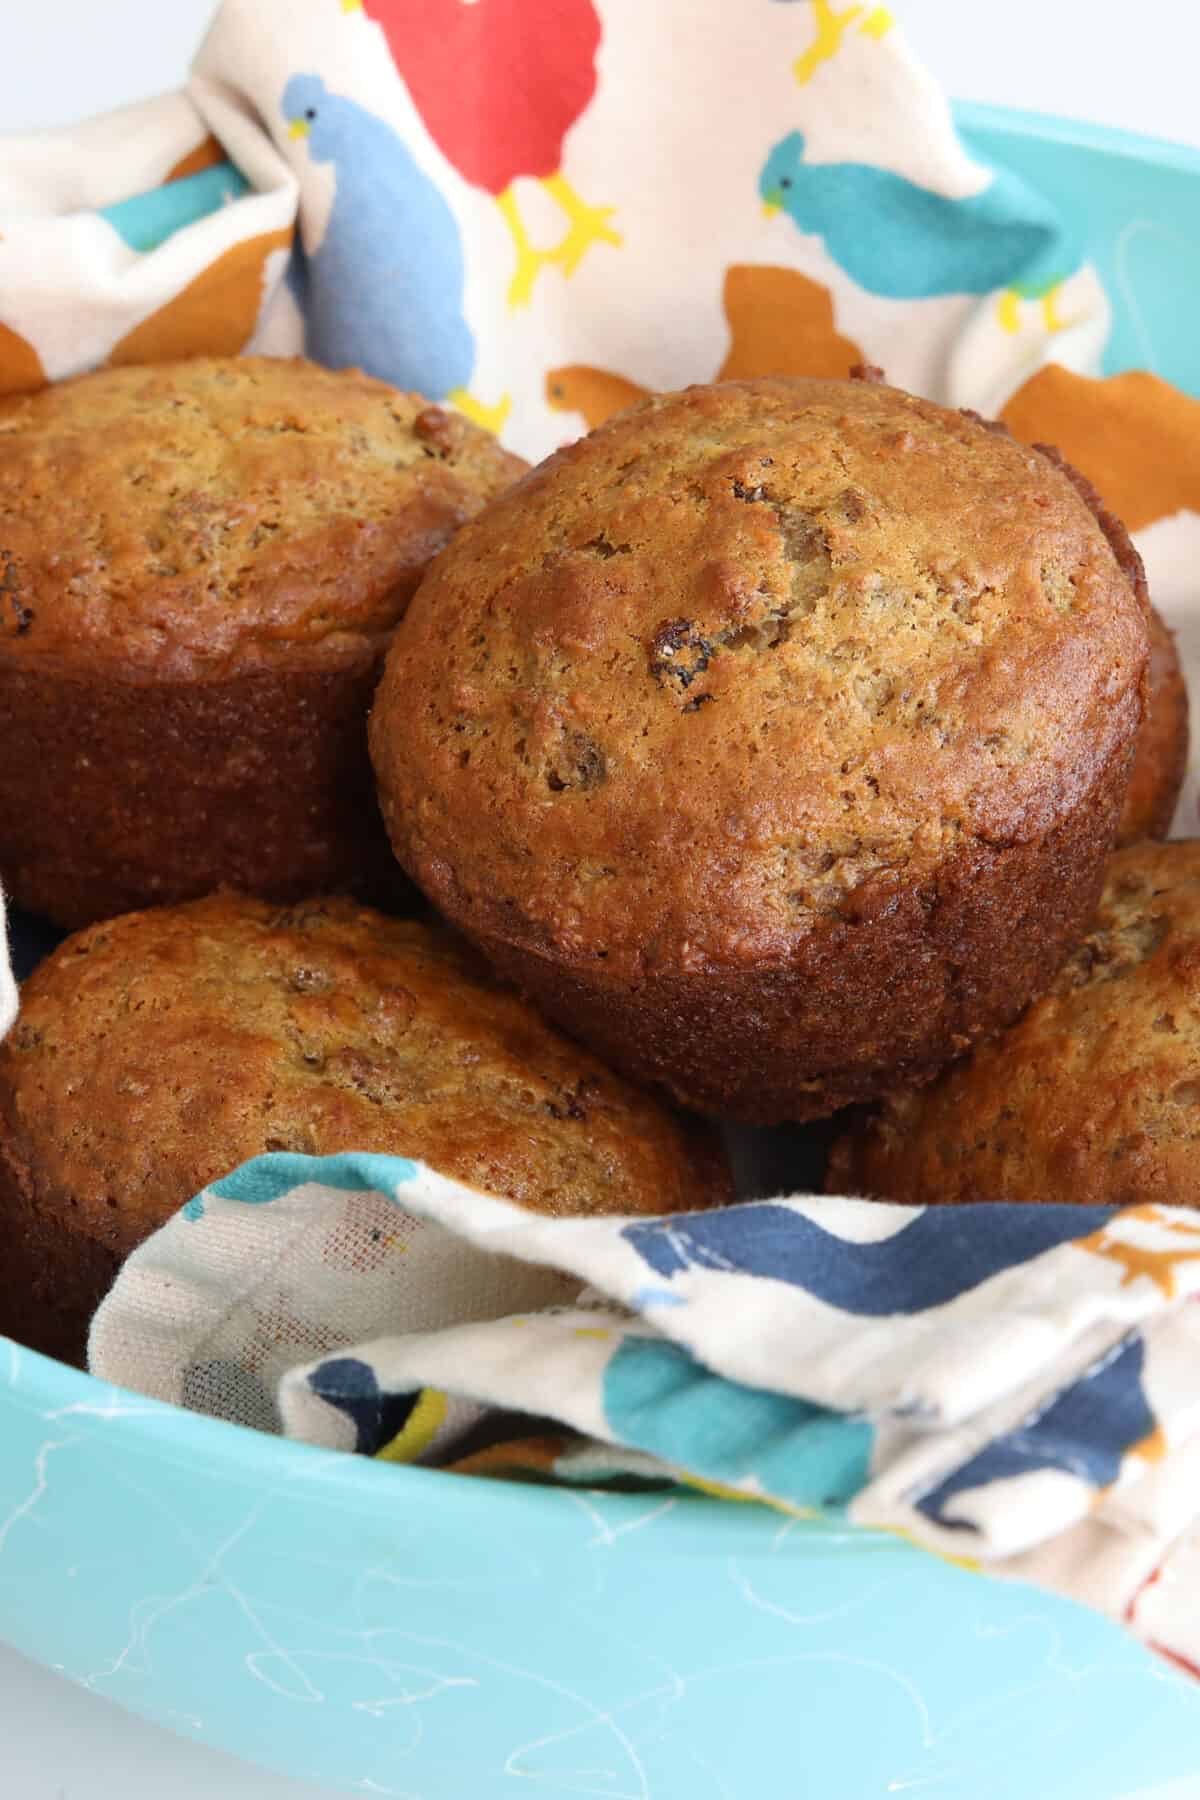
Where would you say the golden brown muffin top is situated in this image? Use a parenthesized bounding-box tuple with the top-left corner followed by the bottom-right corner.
(371, 377, 1147, 981)
(827, 841, 1200, 1208)
(1117, 605, 1189, 847)
(0, 358, 524, 678)
(0, 894, 730, 1251)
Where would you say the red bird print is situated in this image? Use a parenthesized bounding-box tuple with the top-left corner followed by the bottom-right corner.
(344, 0, 621, 306)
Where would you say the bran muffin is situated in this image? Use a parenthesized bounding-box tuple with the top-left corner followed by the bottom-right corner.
(369, 376, 1150, 1123)
(0, 357, 525, 928)
(1118, 605, 1188, 846)
(827, 841, 1200, 1208)
(0, 894, 732, 1364)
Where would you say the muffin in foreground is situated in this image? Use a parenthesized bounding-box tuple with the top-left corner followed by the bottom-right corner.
(0, 357, 525, 928)
(369, 375, 1149, 1123)
(0, 894, 731, 1363)
(1118, 605, 1188, 846)
(828, 841, 1200, 1207)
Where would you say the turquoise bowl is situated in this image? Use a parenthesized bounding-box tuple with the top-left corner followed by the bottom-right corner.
(3, 105, 1200, 1800)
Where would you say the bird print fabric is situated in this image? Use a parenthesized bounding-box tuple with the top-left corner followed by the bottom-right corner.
(90, 1145, 1200, 1688)
(346, 0, 621, 307)
(545, 265, 865, 432)
(0, 0, 1117, 460)
(759, 130, 1079, 325)
(790, 0, 896, 84)
(254, 0, 1105, 460)
(281, 74, 476, 400)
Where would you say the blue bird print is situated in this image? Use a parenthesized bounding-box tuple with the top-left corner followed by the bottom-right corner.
(759, 130, 1081, 332)
(101, 161, 251, 255)
(914, 1331, 1157, 1533)
(622, 1202, 1116, 1315)
(306, 1356, 425, 1455)
(282, 74, 506, 431)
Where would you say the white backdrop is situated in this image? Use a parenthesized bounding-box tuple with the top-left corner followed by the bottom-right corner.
(2, 4, 1200, 1797)
(4, 0, 1199, 147)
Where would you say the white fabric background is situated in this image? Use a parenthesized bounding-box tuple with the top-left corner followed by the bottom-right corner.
(2, 6, 1200, 1797)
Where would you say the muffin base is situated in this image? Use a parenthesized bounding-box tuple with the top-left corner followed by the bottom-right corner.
(0, 657, 407, 929)
(465, 739, 1137, 1125)
(0, 1137, 118, 1367)
(1117, 605, 1189, 846)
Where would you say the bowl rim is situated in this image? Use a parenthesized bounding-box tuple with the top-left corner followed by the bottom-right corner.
(9, 1333, 900, 1554)
(953, 98, 1200, 176)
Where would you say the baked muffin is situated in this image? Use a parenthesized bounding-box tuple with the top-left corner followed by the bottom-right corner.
(828, 840, 1200, 1207)
(0, 894, 732, 1364)
(1118, 605, 1188, 846)
(369, 376, 1149, 1123)
(0, 358, 525, 928)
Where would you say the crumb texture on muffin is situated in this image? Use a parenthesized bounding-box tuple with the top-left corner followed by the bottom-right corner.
(0, 893, 729, 1240)
(0, 357, 526, 925)
(0, 357, 524, 676)
(1118, 605, 1189, 846)
(829, 841, 1200, 1208)
(371, 376, 1148, 1120)
(0, 894, 730, 1362)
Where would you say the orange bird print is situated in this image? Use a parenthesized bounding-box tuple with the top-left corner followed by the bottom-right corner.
(1002, 364, 1200, 532)
(345, 0, 620, 307)
(0, 321, 45, 397)
(546, 268, 865, 431)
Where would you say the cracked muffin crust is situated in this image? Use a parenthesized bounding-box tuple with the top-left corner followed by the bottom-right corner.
(370, 376, 1149, 1122)
(0, 357, 525, 927)
(828, 841, 1200, 1207)
(0, 893, 731, 1363)
(1118, 605, 1188, 846)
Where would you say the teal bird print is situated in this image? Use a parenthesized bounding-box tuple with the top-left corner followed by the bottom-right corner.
(760, 130, 1080, 331)
(100, 161, 251, 255)
(282, 74, 506, 430)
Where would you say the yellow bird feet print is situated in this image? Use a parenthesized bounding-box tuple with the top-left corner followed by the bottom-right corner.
(859, 5, 894, 38)
(996, 290, 1022, 333)
(1041, 285, 1068, 332)
(375, 1387, 450, 1465)
(499, 176, 622, 310)
(997, 280, 1069, 334)
(545, 173, 622, 276)
(448, 386, 513, 436)
(793, 0, 894, 86)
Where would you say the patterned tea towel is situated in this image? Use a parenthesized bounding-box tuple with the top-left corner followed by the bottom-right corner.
(89, 1150, 1200, 1679)
(0, 0, 1136, 447)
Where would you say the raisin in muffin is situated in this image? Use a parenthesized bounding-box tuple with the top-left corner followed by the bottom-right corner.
(369, 376, 1149, 1123)
(828, 841, 1200, 1207)
(1118, 605, 1188, 846)
(0, 358, 525, 928)
(0, 894, 731, 1363)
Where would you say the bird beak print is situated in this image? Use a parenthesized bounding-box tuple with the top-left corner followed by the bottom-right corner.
(762, 195, 782, 218)
(289, 118, 311, 140)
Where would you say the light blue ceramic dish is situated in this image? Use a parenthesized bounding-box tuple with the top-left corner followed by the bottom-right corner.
(3, 105, 1200, 1800)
